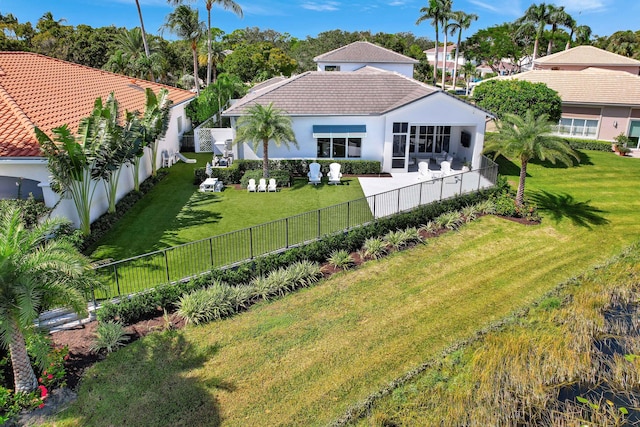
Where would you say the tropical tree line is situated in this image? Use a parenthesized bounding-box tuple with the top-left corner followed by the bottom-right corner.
(35, 89, 171, 236)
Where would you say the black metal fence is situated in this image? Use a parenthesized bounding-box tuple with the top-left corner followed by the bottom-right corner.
(92, 157, 498, 299)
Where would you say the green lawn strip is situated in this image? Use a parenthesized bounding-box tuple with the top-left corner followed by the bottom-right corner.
(89, 154, 366, 261)
(55, 216, 612, 427)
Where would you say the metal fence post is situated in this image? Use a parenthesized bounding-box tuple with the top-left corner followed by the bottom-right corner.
(347, 201, 350, 230)
(440, 177, 444, 200)
(317, 209, 321, 237)
(209, 237, 214, 266)
(419, 181, 423, 206)
(459, 173, 463, 195)
(478, 168, 482, 190)
(164, 249, 170, 283)
(397, 189, 401, 214)
(113, 264, 121, 297)
(285, 217, 289, 248)
(249, 227, 254, 259)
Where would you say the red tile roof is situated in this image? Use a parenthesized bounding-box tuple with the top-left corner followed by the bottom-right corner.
(0, 52, 195, 158)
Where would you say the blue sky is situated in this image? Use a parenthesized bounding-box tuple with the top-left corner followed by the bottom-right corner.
(0, 0, 636, 41)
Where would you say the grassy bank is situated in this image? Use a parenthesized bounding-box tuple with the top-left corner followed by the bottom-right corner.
(53, 150, 639, 426)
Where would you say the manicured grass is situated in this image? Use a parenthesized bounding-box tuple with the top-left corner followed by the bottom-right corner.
(54, 150, 640, 426)
(89, 153, 367, 261)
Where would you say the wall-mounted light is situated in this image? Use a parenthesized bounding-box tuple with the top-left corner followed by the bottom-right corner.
(613, 121, 618, 128)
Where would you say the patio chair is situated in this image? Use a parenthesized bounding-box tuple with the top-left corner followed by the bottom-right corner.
(418, 162, 433, 181)
(247, 178, 257, 192)
(328, 162, 342, 185)
(307, 162, 322, 185)
(257, 178, 267, 192)
(440, 161, 457, 178)
(267, 178, 277, 192)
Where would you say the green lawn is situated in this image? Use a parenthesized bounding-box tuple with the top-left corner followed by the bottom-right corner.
(89, 153, 367, 261)
(54, 150, 640, 426)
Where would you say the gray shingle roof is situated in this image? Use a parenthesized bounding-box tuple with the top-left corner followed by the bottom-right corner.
(313, 41, 419, 64)
(223, 68, 437, 116)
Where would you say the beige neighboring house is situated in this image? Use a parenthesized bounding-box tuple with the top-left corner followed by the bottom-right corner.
(489, 46, 640, 147)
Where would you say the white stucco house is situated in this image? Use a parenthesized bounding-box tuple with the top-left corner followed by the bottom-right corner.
(0, 52, 195, 227)
(223, 42, 493, 174)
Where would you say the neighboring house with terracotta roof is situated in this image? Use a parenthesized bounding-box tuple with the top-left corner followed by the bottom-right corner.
(313, 41, 418, 78)
(223, 64, 492, 173)
(485, 46, 640, 146)
(0, 51, 195, 226)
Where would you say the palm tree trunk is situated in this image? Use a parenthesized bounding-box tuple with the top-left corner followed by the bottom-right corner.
(192, 42, 200, 96)
(8, 318, 38, 393)
(206, 9, 212, 86)
(135, 0, 150, 58)
(262, 139, 269, 178)
(516, 158, 528, 207)
(433, 25, 439, 86)
(565, 29, 574, 50)
(441, 32, 448, 89)
(532, 38, 540, 61)
(452, 31, 462, 90)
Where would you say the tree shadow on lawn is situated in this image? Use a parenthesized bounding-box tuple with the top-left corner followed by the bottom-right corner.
(529, 190, 610, 229)
(529, 150, 593, 168)
(288, 177, 356, 191)
(161, 192, 223, 244)
(67, 330, 233, 426)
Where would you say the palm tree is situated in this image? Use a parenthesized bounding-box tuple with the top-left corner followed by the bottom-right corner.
(516, 3, 550, 61)
(233, 103, 298, 179)
(0, 207, 95, 393)
(461, 61, 476, 95)
(161, 5, 205, 95)
(485, 110, 579, 206)
(417, 0, 453, 86)
(35, 125, 99, 236)
(546, 5, 572, 55)
(450, 11, 477, 90)
(573, 25, 593, 47)
(139, 88, 172, 179)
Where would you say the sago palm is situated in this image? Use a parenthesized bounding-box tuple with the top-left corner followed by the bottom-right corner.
(233, 103, 297, 179)
(485, 110, 579, 207)
(0, 207, 95, 393)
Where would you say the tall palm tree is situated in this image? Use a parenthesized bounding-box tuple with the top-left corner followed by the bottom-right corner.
(233, 103, 298, 179)
(161, 5, 205, 95)
(0, 207, 95, 393)
(516, 3, 550, 61)
(450, 11, 477, 89)
(546, 5, 572, 55)
(461, 60, 476, 95)
(167, 0, 242, 86)
(485, 110, 579, 206)
(417, 0, 453, 86)
(573, 25, 593, 47)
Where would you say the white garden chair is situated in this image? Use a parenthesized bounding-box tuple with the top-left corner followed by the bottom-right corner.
(247, 178, 256, 192)
(307, 162, 322, 185)
(257, 178, 267, 192)
(267, 178, 277, 192)
(328, 162, 342, 185)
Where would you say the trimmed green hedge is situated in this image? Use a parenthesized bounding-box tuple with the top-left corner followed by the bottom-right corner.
(194, 159, 382, 185)
(562, 138, 612, 152)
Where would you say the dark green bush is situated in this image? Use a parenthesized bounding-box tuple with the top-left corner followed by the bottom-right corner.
(564, 138, 612, 152)
(0, 196, 49, 229)
(194, 165, 244, 185)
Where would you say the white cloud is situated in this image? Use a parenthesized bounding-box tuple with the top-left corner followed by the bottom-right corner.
(388, 0, 407, 5)
(467, 0, 522, 16)
(301, 1, 340, 12)
(556, 0, 609, 12)
(467, 0, 501, 13)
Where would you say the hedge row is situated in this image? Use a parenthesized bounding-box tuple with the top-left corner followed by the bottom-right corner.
(563, 138, 612, 152)
(240, 170, 292, 188)
(194, 159, 381, 185)
(96, 179, 508, 325)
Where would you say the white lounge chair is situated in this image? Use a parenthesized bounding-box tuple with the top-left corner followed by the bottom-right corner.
(418, 162, 432, 180)
(328, 162, 342, 185)
(247, 178, 256, 192)
(257, 178, 267, 192)
(267, 178, 277, 192)
(308, 162, 322, 185)
(440, 161, 455, 176)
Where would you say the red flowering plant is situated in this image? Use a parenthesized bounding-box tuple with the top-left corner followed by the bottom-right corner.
(37, 346, 69, 389)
